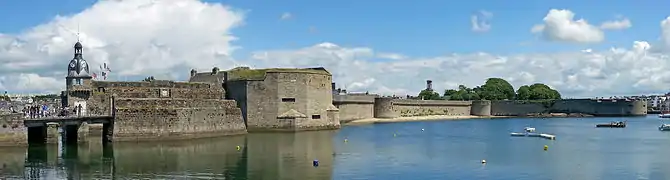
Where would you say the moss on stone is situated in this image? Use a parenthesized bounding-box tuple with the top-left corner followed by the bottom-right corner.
(227, 67, 331, 81)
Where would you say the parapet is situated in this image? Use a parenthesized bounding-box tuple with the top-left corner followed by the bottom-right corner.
(92, 81, 212, 89)
(225, 67, 331, 81)
(333, 94, 377, 104)
(392, 99, 472, 106)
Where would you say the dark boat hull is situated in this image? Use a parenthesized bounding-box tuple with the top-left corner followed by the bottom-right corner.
(595, 124, 626, 128)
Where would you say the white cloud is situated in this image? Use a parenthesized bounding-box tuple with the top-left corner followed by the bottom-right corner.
(1, 1, 670, 99)
(250, 39, 670, 98)
(600, 18, 632, 30)
(661, 16, 670, 49)
(280, 12, 293, 20)
(376, 53, 406, 60)
(531, 9, 604, 43)
(0, 0, 244, 94)
(471, 10, 492, 32)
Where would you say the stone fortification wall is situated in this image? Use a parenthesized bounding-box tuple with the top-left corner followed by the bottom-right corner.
(86, 80, 247, 142)
(332, 94, 376, 122)
(0, 113, 65, 146)
(0, 113, 26, 146)
(113, 98, 246, 141)
(392, 99, 472, 117)
(470, 100, 492, 116)
(490, 99, 648, 116)
(373, 97, 396, 118)
(92, 81, 223, 99)
(114, 98, 234, 109)
(230, 70, 339, 132)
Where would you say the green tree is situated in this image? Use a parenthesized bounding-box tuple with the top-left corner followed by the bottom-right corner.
(0, 95, 9, 101)
(444, 89, 458, 97)
(33, 94, 59, 102)
(143, 76, 155, 82)
(418, 89, 441, 100)
(478, 78, 515, 100)
(516, 85, 531, 100)
(527, 83, 562, 100)
(444, 85, 480, 100)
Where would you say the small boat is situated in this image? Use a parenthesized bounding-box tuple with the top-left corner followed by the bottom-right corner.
(596, 121, 626, 128)
(659, 124, 670, 131)
(524, 127, 536, 133)
(659, 110, 670, 118)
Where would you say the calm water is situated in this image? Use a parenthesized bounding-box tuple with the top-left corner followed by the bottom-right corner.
(1, 115, 670, 180)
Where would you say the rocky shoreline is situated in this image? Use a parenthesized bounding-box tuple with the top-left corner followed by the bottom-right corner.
(518, 113, 594, 118)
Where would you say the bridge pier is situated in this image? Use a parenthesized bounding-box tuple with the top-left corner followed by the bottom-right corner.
(62, 124, 80, 145)
(27, 124, 47, 145)
(102, 122, 114, 144)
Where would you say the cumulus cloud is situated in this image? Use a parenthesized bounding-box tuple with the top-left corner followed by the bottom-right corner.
(0, 0, 244, 94)
(661, 17, 670, 49)
(251, 41, 669, 97)
(600, 18, 632, 30)
(1, 1, 670, 98)
(471, 10, 492, 32)
(531, 9, 604, 43)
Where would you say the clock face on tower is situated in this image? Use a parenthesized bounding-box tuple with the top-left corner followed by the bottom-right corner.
(80, 61, 88, 70)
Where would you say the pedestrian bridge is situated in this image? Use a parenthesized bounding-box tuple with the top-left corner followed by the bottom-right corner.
(23, 114, 115, 145)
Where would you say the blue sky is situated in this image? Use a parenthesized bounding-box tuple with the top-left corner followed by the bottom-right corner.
(1, 0, 666, 58)
(0, 0, 669, 97)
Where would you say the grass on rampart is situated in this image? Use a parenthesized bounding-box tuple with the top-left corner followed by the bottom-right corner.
(227, 68, 331, 81)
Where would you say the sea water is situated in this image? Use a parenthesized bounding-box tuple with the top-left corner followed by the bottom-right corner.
(1, 115, 669, 180)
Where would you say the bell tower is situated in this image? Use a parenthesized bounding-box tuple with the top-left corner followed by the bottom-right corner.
(64, 41, 92, 114)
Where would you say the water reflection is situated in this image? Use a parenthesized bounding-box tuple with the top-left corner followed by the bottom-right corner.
(0, 130, 336, 180)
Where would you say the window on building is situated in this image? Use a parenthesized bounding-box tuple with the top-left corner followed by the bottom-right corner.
(278, 117, 296, 121)
(76, 79, 82, 85)
(281, 98, 296, 102)
(97, 87, 105, 92)
(312, 115, 321, 119)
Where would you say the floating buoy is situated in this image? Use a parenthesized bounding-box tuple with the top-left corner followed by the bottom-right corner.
(543, 145, 548, 151)
(313, 159, 319, 167)
(344, 139, 348, 143)
(236, 145, 241, 151)
(481, 159, 487, 164)
(421, 128, 425, 131)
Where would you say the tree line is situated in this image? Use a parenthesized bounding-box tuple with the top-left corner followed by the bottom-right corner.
(417, 78, 561, 101)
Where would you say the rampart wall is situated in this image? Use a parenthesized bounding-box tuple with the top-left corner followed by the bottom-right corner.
(113, 98, 246, 141)
(92, 81, 223, 99)
(87, 80, 247, 141)
(393, 99, 472, 117)
(334, 95, 479, 120)
(0, 113, 64, 146)
(0, 113, 27, 146)
(332, 94, 376, 122)
(490, 99, 647, 116)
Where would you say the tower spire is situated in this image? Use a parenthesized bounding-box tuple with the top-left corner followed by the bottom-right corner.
(77, 23, 80, 42)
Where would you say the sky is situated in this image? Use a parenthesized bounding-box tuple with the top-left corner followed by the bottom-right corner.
(0, 0, 669, 98)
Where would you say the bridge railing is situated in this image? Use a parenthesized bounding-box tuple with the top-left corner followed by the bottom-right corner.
(22, 113, 110, 120)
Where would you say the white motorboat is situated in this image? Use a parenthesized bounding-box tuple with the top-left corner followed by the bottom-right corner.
(660, 114, 670, 118)
(659, 124, 670, 131)
(524, 127, 536, 133)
